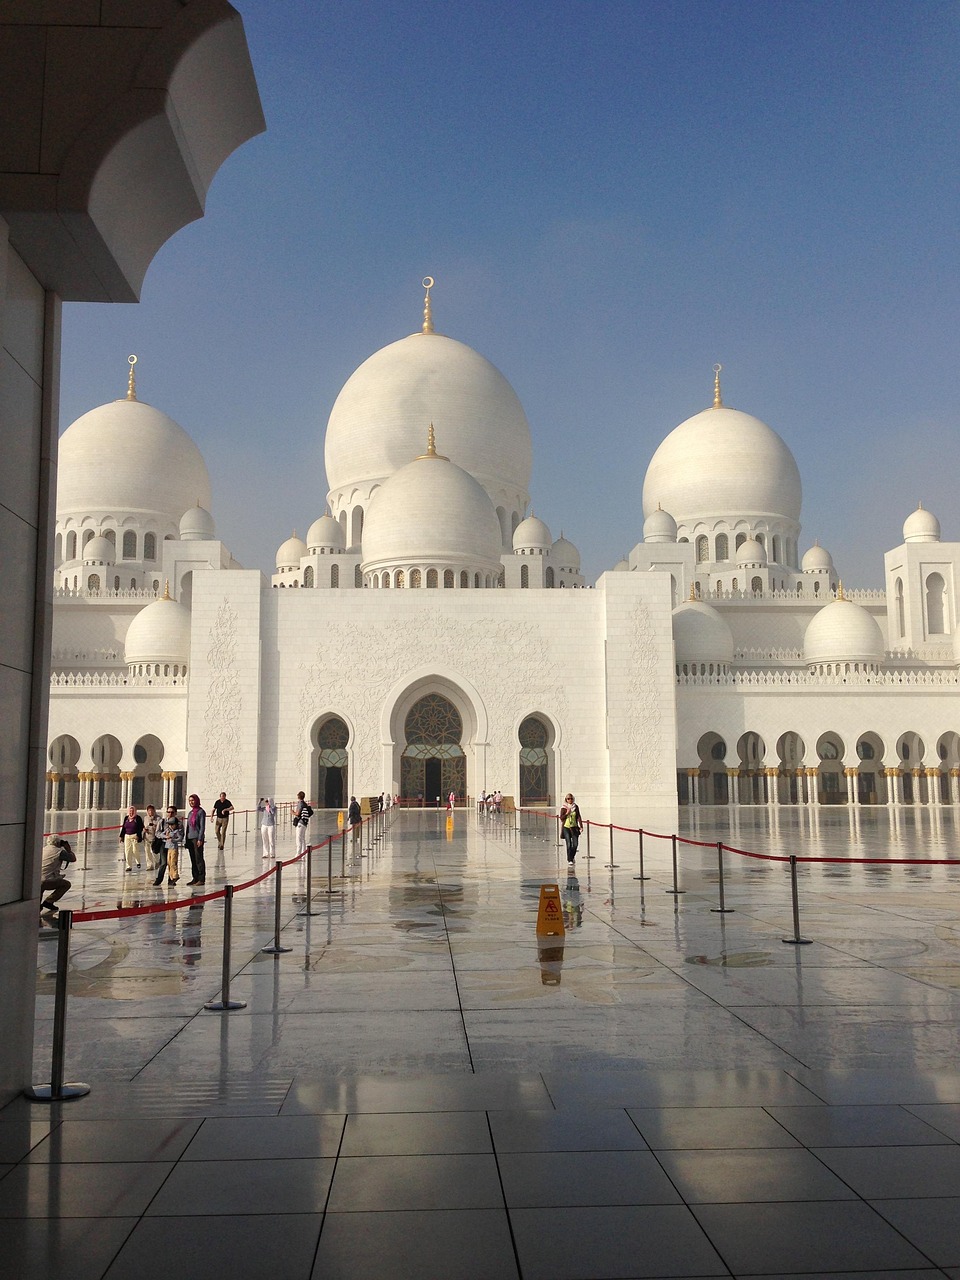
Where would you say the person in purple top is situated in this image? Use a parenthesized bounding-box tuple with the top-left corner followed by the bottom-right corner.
(119, 805, 145, 871)
(184, 794, 206, 885)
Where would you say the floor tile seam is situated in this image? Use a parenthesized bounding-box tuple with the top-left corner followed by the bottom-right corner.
(430, 848, 476, 1073)
(485, 1111, 526, 1278)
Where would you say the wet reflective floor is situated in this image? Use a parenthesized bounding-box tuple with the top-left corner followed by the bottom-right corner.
(5, 806, 960, 1277)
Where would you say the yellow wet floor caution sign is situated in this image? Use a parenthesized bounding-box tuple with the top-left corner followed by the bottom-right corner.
(535, 883, 565, 936)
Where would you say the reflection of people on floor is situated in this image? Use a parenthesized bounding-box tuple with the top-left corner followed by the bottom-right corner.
(181, 900, 204, 967)
(562, 873, 584, 929)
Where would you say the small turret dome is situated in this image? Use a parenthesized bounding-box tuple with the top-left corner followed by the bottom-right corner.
(803, 596, 885, 668)
(306, 515, 345, 552)
(551, 535, 580, 570)
(276, 532, 308, 570)
(903, 504, 940, 544)
(125, 592, 191, 666)
(82, 535, 116, 564)
(801, 542, 834, 573)
(672, 600, 735, 668)
(179, 504, 215, 541)
(643, 506, 677, 543)
(736, 538, 767, 567)
(513, 515, 552, 552)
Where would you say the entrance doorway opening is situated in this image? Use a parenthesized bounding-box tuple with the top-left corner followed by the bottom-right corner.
(314, 717, 348, 807)
(401, 693, 465, 803)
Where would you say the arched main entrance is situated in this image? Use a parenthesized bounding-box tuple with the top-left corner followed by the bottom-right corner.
(401, 694, 465, 803)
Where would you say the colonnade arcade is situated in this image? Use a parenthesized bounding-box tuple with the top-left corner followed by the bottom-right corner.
(681, 729, 960, 806)
(46, 734, 184, 812)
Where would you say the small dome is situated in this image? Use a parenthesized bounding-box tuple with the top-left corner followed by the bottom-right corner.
(673, 601, 735, 666)
(801, 542, 834, 572)
(58, 395, 210, 527)
(361, 438, 502, 575)
(276, 532, 308, 570)
(179, 504, 215, 541)
(513, 515, 552, 551)
(82, 535, 116, 564)
(125, 593, 191, 666)
(903, 504, 940, 543)
(306, 514, 345, 552)
(736, 538, 767, 567)
(804, 597, 885, 667)
(613, 557, 630, 572)
(551, 536, 580, 570)
(643, 401, 802, 530)
(643, 506, 677, 543)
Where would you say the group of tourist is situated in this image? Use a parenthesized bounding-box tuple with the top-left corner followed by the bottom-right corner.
(477, 789, 503, 815)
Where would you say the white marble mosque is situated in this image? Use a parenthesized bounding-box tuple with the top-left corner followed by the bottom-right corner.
(45, 282, 960, 825)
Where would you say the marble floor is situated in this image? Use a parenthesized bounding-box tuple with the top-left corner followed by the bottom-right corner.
(5, 804, 960, 1278)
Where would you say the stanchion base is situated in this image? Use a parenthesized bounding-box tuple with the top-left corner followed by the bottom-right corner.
(605, 863, 620, 869)
(261, 945, 293, 954)
(632, 874, 650, 881)
(711, 907, 735, 914)
(665, 889, 686, 895)
(297, 907, 319, 916)
(24, 1083, 90, 1101)
(782, 937, 813, 945)
(584, 854, 595, 859)
(320, 887, 344, 895)
(203, 999, 247, 1011)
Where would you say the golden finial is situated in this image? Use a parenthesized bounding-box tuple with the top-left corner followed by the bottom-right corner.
(837, 580, 845, 600)
(712, 363, 723, 409)
(418, 423, 448, 460)
(161, 579, 171, 600)
(421, 276, 435, 334)
(125, 354, 138, 401)
(689, 581, 697, 602)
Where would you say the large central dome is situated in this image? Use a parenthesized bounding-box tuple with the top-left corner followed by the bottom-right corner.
(324, 331, 532, 514)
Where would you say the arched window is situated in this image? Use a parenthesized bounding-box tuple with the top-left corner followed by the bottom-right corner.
(410, 568, 422, 588)
(395, 570, 405, 588)
(303, 565, 314, 587)
(122, 530, 137, 559)
(87, 574, 100, 591)
(382, 573, 390, 588)
(351, 507, 363, 547)
(460, 571, 469, 588)
(519, 715, 551, 804)
(715, 533, 728, 561)
(755, 533, 765, 548)
(129, 578, 136, 589)
(426, 568, 438, 588)
(926, 572, 946, 634)
(103, 529, 116, 546)
(545, 566, 555, 588)
(114, 576, 120, 589)
(520, 564, 529, 588)
(152, 579, 160, 592)
(82, 529, 95, 549)
(895, 578, 905, 637)
(814, 580, 821, 595)
(55, 532, 62, 563)
(66, 531, 77, 559)
(752, 576, 763, 595)
(143, 532, 156, 560)
(444, 570, 454, 588)
(695, 534, 709, 563)
(735, 533, 746, 551)
(355, 563, 362, 588)
(474, 572, 481, 588)
(772, 535, 781, 563)
(715, 581, 723, 597)
(331, 563, 339, 588)
(732, 577, 738, 592)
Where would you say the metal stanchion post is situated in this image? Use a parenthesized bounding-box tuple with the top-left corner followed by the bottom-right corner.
(666, 833, 685, 894)
(321, 837, 340, 895)
(606, 824, 619, 868)
(711, 841, 734, 914)
(782, 855, 812, 944)
(25, 911, 89, 1100)
(299, 846, 318, 916)
(341, 827, 347, 875)
(261, 860, 292, 954)
(585, 823, 593, 858)
(205, 886, 247, 1010)
(633, 828, 649, 880)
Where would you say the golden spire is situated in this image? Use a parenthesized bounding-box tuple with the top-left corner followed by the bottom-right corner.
(837, 580, 845, 600)
(712, 363, 723, 409)
(161, 579, 171, 600)
(418, 423, 448, 460)
(421, 276, 435, 334)
(689, 581, 697, 602)
(125, 354, 138, 401)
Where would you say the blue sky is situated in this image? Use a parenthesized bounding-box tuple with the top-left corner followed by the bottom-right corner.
(59, 0, 960, 586)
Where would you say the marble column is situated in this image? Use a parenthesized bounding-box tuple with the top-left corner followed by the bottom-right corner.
(926, 767, 941, 805)
(845, 767, 859, 805)
(805, 767, 819, 805)
(912, 768, 924, 805)
(950, 769, 960, 806)
(687, 768, 699, 805)
(119, 772, 133, 810)
(727, 769, 740, 805)
(765, 767, 779, 805)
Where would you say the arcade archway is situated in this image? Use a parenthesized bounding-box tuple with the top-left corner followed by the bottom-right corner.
(401, 693, 465, 804)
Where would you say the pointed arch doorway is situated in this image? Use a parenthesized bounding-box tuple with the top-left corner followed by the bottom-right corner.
(400, 693, 466, 803)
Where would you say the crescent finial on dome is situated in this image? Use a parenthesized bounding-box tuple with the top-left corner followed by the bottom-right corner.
(421, 276, 435, 334)
(161, 579, 171, 600)
(125, 354, 138, 402)
(712, 363, 723, 409)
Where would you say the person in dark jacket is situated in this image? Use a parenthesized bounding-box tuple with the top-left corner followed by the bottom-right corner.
(119, 805, 145, 872)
